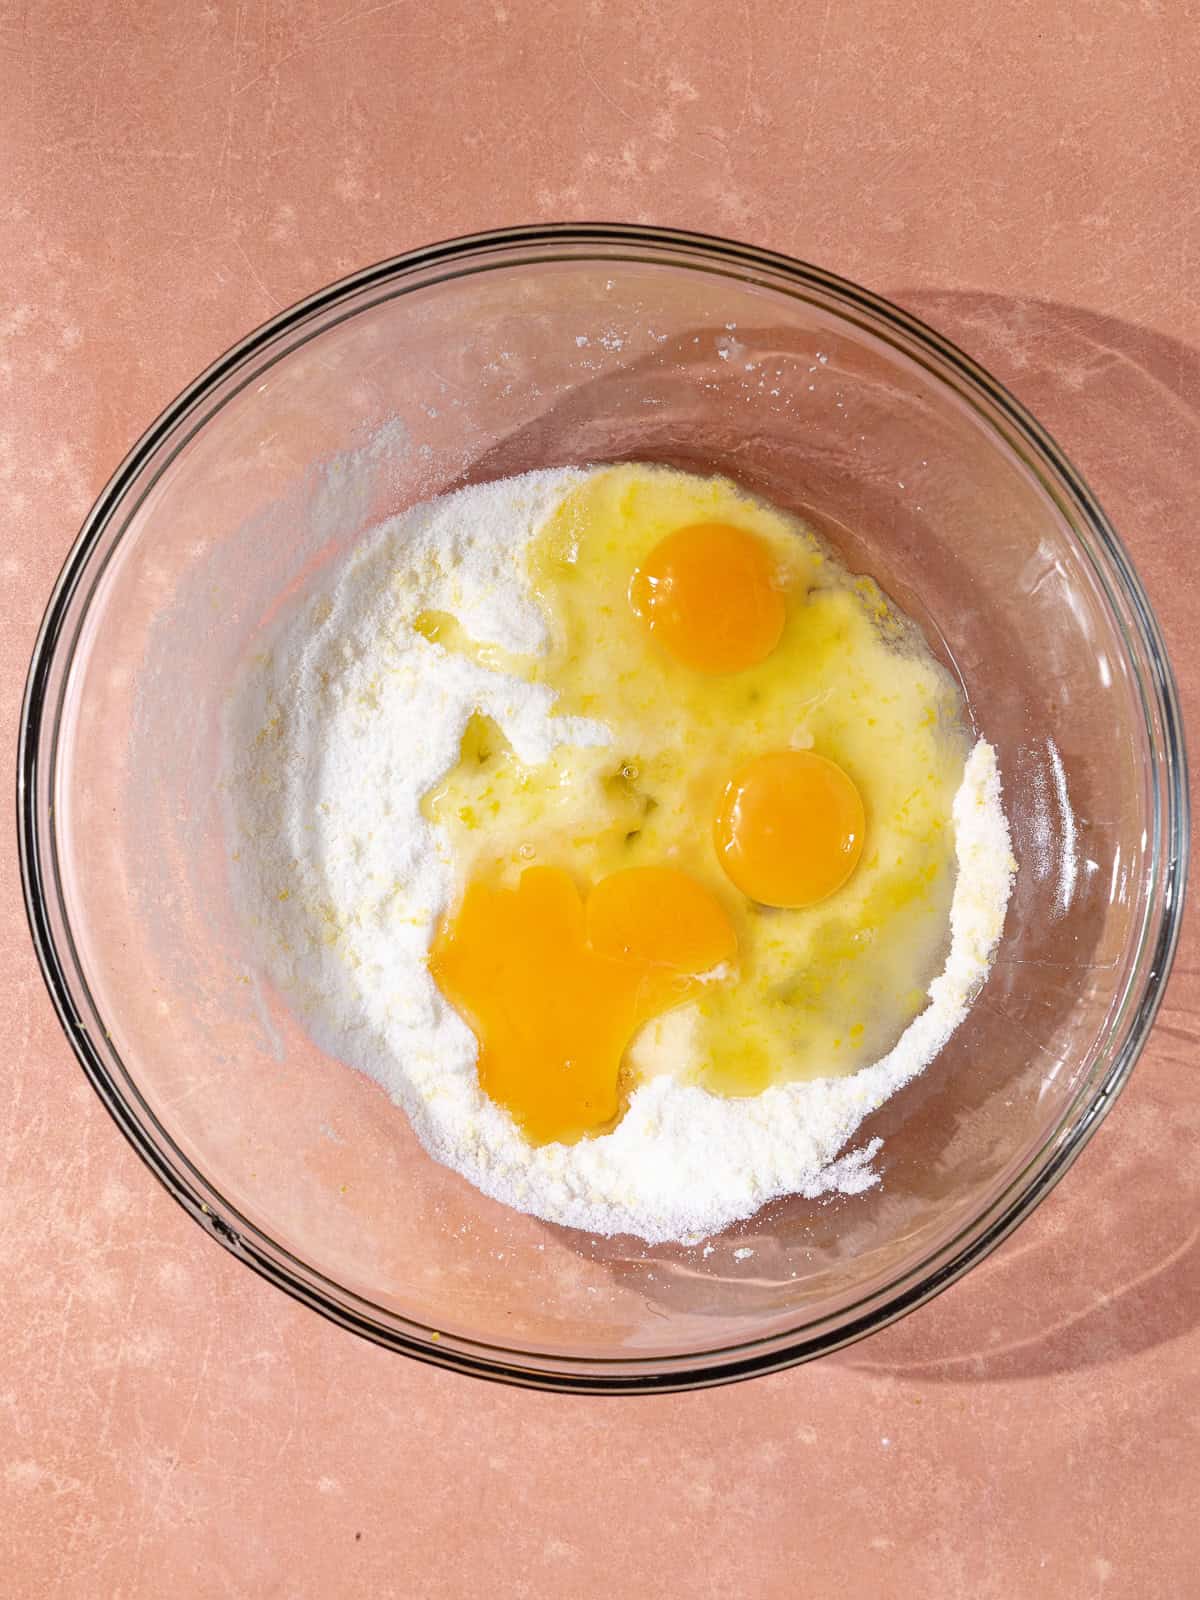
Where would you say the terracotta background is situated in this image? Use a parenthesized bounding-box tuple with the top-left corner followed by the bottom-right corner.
(2, 2, 1198, 1596)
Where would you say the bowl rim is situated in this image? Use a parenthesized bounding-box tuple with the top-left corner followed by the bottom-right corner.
(17, 221, 1190, 1393)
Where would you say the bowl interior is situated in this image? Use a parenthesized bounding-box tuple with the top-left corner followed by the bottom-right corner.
(36, 237, 1172, 1382)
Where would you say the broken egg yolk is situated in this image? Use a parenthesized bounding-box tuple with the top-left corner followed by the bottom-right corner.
(714, 750, 865, 909)
(430, 865, 736, 1145)
(628, 522, 786, 674)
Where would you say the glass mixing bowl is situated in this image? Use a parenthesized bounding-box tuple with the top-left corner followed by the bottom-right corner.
(19, 225, 1188, 1392)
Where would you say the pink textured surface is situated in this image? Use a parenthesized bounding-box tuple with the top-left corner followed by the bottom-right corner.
(2, 2, 1197, 1596)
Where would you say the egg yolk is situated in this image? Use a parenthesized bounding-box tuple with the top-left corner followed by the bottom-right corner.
(628, 522, 786, 674)
(430, 865, 736, 1145)
(714, 750, 865, 909)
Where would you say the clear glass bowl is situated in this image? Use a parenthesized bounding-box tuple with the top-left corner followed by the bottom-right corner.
(19, 225, 1188, 1392)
